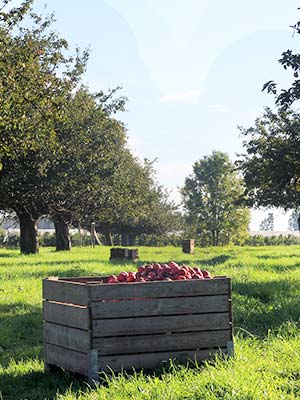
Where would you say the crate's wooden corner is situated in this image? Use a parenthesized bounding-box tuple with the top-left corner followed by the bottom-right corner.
(227, 340, 234, 357)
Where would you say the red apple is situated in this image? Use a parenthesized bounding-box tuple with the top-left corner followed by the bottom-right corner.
(202, 270, 212, 279)
(127, 272, 136, 282)
(138, 266, 145, 274)
(192, 274, 202, 279)
(108, 275, 118, 283)
(117, 272, 128, 282)
(153, 263, 161, 270)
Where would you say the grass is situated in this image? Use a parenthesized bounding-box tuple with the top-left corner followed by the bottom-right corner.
(0, 245, 300, 399)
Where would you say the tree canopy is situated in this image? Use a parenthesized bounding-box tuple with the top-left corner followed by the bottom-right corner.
(263, 13, 300, 109)
(237, 108, 300, 224)
(0, 0, 88, 169)
(181, 151, 250, 246)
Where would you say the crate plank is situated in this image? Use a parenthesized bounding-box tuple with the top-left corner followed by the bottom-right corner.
(44, 322, 90, 352)
(90, 278, 230, 301)
(45, 343, 88, 375)
(93, 312, 230, 337)
(43, 301, 90, 330)
(94, 329, 231, 355)
(91, 295, 229, 319)
(58, 277, 103, 283)
(43, 278, 89, 306)
(99, 347, 226, 372)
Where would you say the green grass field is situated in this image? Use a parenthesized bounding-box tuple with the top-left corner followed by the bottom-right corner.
(0, 245, 300, 400)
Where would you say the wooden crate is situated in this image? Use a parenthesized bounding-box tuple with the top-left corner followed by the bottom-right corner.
(110, 247, 139, 262)
(182, 239, 195, 254)
(43, 276, 233, 382)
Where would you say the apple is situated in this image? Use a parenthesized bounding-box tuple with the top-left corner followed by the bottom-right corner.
(138, 266, 145, 274)
(202, 270, 212, 279)
(192, 274, 202, 279)
(169, 261, 179, 268)
(117, 272, 128, 282)
(108, 275, 118, 283)
(153, 263, 161, 270)
(126, 272, 136, 282)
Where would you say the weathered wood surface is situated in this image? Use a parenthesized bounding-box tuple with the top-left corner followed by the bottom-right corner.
(43, 301, 90, 330)
(93, 329, 231, 355)
(93, 312, 231, 337)
(91, 295, 230, 319)
(182, 239, 195, 254)
(58, 277, 103, 283)
(43, 278, 89, 305)
(45, 343, 88, 375)
(110, 248, 139, 261)
(98, 347, 226, 372)
(43, 276, 233, 376)
(90, 278, 230, 301)
(44, 322, 90, 352)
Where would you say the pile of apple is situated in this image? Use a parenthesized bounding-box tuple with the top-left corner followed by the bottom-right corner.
(106, 261, 212, 284)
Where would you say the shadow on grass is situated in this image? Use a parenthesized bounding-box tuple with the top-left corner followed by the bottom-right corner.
(257, 253, 300, 260)
(0, 368, 90, 400)
(233, 279, 300, 338)
(0, 303, 43, 366)
(190, 255, 232, 266)
(2, 266, 101, 280)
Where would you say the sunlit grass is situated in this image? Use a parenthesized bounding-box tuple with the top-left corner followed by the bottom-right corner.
(0, 245, 300, 399)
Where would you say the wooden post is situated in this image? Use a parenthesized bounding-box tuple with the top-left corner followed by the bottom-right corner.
(88, 349, 99, 384)
(78, 222, 82, 247)
(91, 222, 96, 248)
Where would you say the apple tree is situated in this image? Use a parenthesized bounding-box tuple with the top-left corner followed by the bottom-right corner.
(237, 108, 300, 231)
(0, 1, 89, 253)
(263, 10, 300, 109)
(181, 151, 250, 246)
(47, 87, 127, 251)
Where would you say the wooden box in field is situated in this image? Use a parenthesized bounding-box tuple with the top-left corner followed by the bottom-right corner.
(110, 247, 139, 262)
(43, 276, 233, 382)
(182, 239, 195, 254)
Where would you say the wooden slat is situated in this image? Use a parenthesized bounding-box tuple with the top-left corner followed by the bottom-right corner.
(91, 295, 229, 319)
(93, 329, 231, 355)
(44, 322, 91, 352)
(58, 277, 103, 283)
(90, 278, 230, 301)
(98, 348, 226, 373)
(93, 312, 230, 337)
(43, 301, 90, 330)
(45, 343, 88, 375)
(43, 278, 89, 306)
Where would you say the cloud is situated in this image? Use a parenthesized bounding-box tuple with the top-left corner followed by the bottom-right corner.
(159, 89, 203, 103)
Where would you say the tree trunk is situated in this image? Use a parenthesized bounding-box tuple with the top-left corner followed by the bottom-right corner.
(54, 220, 71, 251)
(121, 232, 129, 246)
(105, 231, 114, 246)
(298, 213, 300, 232)
(128, 234, 136, 246)
(18, 212, 39, 254)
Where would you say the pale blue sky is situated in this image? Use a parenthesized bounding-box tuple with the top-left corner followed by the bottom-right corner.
(31, 1, 300, 229)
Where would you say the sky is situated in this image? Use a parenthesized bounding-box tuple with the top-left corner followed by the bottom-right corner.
(30, 0, 300, 229)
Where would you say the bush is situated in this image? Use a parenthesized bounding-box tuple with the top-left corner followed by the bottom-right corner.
(38, 232, 56, 247)
(0, 231, 20, 248)
(244, 234, 300, 246)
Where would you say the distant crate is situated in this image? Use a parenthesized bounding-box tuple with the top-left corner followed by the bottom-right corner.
(182, 239, 195, 254)
(110, 247, 139, 262)
(43, 276, 233, 382)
